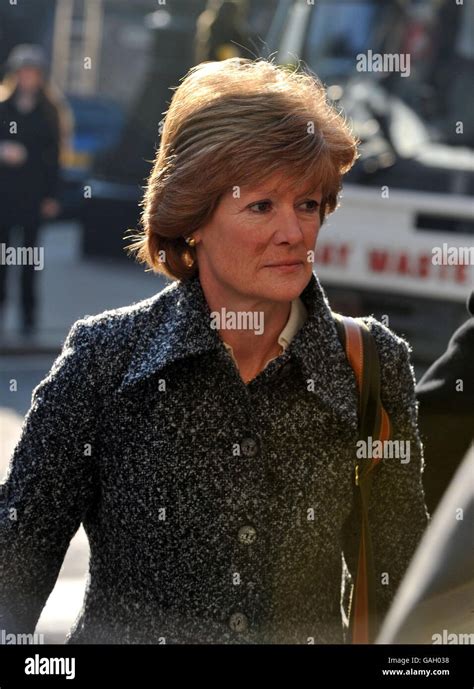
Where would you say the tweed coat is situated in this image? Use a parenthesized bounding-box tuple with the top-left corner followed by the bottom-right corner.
(0, 271, 429, 644)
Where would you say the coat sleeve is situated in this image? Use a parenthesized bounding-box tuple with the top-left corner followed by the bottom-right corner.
(0, 319, 101, 636)
(341, 320, 430, 636)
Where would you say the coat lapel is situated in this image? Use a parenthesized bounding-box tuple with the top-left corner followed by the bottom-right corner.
(118, 276, 222, 391)
(292, 273, 359, 427)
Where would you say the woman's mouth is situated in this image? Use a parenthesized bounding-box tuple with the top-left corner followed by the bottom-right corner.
(265, 261, 304, 272)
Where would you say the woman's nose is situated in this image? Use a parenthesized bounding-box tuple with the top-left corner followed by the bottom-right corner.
(274, 209, 305, 243)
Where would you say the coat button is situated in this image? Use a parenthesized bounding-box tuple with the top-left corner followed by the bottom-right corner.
(238, 525, 257, 545)
(229, 612, 249, 633)
(241, 437, 258, 457)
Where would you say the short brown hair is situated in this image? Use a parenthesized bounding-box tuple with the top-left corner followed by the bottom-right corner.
(125, 58, 359, 282)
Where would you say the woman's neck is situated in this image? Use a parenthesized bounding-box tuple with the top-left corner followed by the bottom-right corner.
(199, 272, 291, 383)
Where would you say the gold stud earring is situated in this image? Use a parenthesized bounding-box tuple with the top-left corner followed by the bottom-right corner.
(185, 236, 196, 247)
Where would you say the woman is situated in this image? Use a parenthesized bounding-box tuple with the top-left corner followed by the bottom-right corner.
(0, 44, 72, 336)
(0, 58, 428, 644)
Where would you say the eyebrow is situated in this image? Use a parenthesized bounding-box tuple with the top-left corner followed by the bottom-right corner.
(245, 185, 321, 197)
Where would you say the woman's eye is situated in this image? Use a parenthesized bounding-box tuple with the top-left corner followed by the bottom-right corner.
(248, 201, 272, 213)
(247, 199, 320, 214)
(299, 199, 320, 212)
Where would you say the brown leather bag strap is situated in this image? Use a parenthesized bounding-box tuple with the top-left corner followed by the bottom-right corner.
(333, 313, 391, 644)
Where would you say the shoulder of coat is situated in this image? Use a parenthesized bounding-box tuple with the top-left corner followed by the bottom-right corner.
(356, 314, 413, 361)
(67, 280, 179, 347)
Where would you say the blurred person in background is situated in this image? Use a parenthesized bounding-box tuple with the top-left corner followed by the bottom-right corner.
(0, 44, 72, 337)
(416, 290, 474, 515)
(195, 0, 252, 64)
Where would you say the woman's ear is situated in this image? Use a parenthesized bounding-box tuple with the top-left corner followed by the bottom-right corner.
(192, 228, 203, 244)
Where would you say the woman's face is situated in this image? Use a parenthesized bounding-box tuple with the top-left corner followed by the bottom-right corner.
(194, 170, 322, 303)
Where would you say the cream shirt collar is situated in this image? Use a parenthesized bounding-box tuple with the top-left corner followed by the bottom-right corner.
(222, 296, 308, 367)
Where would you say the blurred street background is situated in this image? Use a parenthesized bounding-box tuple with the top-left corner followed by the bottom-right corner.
(0, 0, 473, 641)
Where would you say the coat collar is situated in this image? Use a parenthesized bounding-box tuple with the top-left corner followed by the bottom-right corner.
(118, 272, 359, 424)
(118, 274, 220, 391)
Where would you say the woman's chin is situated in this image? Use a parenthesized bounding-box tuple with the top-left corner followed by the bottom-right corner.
(256, 268, 311, 301)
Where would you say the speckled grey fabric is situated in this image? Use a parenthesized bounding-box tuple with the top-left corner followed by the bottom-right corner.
(0, 271, 429, 644)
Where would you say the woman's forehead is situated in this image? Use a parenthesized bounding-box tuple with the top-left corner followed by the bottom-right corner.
(237, 175, 323, 196)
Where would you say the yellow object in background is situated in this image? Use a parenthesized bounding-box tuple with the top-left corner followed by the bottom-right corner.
(216, 44, 242, 61)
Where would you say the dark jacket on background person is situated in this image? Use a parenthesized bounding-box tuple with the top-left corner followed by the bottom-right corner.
(0, 85, 60, 225)
(416, 291, 474, 515)
(0, 272, 428, 644)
